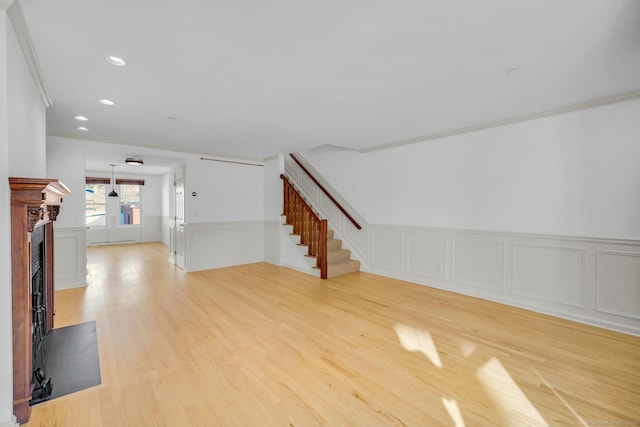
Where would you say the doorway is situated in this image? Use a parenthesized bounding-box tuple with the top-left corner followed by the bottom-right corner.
(173, 169, 186, 269)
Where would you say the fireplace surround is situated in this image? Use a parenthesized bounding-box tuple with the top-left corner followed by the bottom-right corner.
(9, 177, 69, 424)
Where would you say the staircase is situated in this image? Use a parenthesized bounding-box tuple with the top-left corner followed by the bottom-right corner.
(324, 229, 361, 278)
(281, 174, 360, 279)
(282, 219, 361, 278)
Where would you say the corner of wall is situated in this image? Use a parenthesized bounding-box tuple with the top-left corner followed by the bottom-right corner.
(0, 415, 18, 427)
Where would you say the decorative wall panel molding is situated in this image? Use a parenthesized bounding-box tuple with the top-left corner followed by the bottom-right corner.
(366, 225, 640, 336)
(596, 250, 640, 319)
(406, 230, 447, 280)
(185, 221, 264, 272)
(452, 238, 505, 291)
(513, 243, 586, 308)
(371, 228, 404, 272)
(263, 221, 281, 265)
(53, 227, 86, 289)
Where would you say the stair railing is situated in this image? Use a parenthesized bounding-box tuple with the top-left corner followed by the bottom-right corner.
(281, 174, 328, 279)
(289, 153, 361, 230)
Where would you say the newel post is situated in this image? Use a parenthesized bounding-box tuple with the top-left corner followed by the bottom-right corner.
(319, 219, 328, 279)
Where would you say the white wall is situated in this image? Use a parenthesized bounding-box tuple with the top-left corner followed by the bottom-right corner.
(1, 7, 48, 425)
(47, 135, 188, 229)
(182, 157, 266, 272)
(185, 157, 264, 223)
(263, 157, 283, 222)
(46, 137, 86, 227)
(160, 172, 172, 246)
(83, 171, 164, 245)
(297, 99, 640, 336)
(0, 10, 14, 427)
(46, 137, 268, 273)
(46, 137, 88, 289)
(305, 99, 640, 240)
(263, 157, 282, 265)
(6, 11, 45, 179)
(47, 136, 185, 245)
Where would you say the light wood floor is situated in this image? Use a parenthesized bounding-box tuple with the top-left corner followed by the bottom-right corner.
(24, 242, 639, 426)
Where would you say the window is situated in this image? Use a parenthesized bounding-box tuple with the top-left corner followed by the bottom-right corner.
(85, 177, 108, 227)
(117, 179, 144, 225)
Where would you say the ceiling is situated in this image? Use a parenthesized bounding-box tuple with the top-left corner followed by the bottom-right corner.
(19, 0, 640, 163)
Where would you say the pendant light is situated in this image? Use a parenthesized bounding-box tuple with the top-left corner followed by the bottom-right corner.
(108, 164, 118, 197)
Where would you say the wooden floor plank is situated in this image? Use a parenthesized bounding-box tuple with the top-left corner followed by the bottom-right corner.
(24, 242, 640, 426)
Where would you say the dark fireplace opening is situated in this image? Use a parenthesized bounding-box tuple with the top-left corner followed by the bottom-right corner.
(30, 225, 52, 404)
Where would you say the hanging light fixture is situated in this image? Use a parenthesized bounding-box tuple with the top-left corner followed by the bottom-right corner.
(108, 164, 118, 197)
(125, 157, 143, 166)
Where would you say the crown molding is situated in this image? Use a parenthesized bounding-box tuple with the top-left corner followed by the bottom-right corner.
(0, 0, 15, 11)
(360, 91, 640, 154)
(6, 0, 52, 107)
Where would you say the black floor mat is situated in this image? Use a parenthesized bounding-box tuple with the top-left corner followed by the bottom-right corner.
(39, 321, 101, 401)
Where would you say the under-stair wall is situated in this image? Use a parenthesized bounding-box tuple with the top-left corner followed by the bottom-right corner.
(279, 171, 361, 278)
(284, 154, 370, 273)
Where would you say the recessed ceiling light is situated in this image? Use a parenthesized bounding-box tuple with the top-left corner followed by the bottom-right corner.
(105, 56, 126, 67)
(506, 67, 520, 76)
(76, 126, 90, 132)
(99, 99, 115, 106)
(74, 115, 89, 121)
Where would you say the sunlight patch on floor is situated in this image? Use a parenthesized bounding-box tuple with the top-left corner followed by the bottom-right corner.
(393, 324, 442, 368)
(476, 357, 547, 426)
(457, 337, 478, 357)
(442, 397, 466, 427)
(534, 369, 588, 426)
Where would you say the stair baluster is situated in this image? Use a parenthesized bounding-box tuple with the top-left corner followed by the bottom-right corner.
(280, 174, 328, 279)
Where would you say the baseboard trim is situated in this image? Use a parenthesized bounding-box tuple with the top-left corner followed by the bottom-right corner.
(369, 265, 640, 338)
(55, 279, 87, 290)
(282, 263, 321, 277)
(264, 254, 280, 266)
(363, 225, 640, 337)
(185, 221, 264, 272)
(0, 415, 18, 427)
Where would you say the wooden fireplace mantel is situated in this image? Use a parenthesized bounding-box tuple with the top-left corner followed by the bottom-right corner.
(9, 177, 70, 424)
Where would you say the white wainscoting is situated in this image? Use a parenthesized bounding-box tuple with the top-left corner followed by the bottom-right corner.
(87, 215, 163, 245)
(0, 415, 18, 427)
(452, 236, 506, 292)
(162, 215, 171, 247)
(284, 154, 640, 336)
(264, 221, 281, 266)
(596, 250, 640, 320)
(185, 221, 264, 272)
(512, 243, 586, 308)
(367, 225, 640, 337)
(141, 215, 163, 242)
(54, 227, 87, 289)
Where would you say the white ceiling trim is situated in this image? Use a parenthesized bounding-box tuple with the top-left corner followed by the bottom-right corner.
(6, 0, 51, 107)
(360, 91, 640, 154)
(0, 0, 15, 11)
(46, 130, 266, 165)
